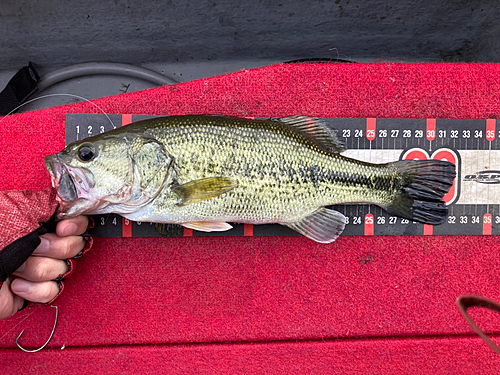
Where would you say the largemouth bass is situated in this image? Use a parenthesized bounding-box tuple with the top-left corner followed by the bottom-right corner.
(45, 115, 455, 243)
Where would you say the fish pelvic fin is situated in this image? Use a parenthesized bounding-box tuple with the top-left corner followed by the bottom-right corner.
(182, 221, 233, 232)
(282, 207, 346, 243)
(385, 160, 456, 225)
(173, 177, 238, 206)
(276, 116, 345, 154)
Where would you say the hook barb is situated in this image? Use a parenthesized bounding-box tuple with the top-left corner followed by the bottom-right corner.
(16, 305, 58, 353)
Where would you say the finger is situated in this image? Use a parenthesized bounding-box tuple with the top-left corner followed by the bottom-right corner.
(10, 279, 60, 304)
(0, 278, 27, 319)
(56, 215, 89, 237)
(12, 257, 70, 282)
(33, 233, 85, 259)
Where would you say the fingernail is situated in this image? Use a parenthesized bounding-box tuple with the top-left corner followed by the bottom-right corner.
(62, 223, 78, 236)
(11, 279, 30, 293)
(33, 238, 50, 254)
(15, 262, 26, 272)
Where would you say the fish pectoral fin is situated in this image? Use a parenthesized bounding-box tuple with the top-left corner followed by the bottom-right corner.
(173, 177, 238, 206)
(282, 208, 346, 243)
(182, 221, 233, 232)
(276, 116, 345, 154)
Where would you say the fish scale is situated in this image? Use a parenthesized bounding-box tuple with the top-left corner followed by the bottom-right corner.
(145, 117, 384, 222)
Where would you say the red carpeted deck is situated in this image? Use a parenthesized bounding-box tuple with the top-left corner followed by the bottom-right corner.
(1, 63, 500, 373)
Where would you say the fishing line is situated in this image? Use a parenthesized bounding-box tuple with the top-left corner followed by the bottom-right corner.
(0, 93, 115, 128)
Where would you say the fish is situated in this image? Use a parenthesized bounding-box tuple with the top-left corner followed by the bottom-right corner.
(44, 115, 456, 243)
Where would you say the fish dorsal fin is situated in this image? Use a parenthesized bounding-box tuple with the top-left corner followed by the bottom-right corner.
(282, 207, 346, 243)
(276, 116, 345, 154)
(173, 177, 238, 206)
(182, 221, 233, 232)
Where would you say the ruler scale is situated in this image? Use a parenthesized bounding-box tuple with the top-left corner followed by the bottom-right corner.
(65, 114, 500, 238)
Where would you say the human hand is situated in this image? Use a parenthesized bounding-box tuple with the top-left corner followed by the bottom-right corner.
(0, 215, 89, 320)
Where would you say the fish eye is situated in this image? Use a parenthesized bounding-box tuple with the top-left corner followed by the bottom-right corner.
(77, 144, 95, 162)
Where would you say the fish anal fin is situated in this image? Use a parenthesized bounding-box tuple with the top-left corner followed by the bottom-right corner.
(182, 221, 233, 232)
(173, 177, 238, 206)
(276, 116, 346, 154)
(282, 207, 346, 243)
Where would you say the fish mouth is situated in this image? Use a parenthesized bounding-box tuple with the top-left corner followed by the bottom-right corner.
(45, 155, 96, 218)
(45, 155, 78, 204)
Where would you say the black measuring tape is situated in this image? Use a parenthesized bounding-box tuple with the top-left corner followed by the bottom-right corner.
(65, 114, 499, 238)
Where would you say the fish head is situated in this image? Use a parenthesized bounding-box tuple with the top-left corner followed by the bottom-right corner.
(45, 132, 173, 219)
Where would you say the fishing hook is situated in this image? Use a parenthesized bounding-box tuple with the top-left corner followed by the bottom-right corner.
(16, 305, 58, 353)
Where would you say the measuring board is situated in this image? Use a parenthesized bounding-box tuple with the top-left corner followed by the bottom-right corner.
(65, 114, 500, 238)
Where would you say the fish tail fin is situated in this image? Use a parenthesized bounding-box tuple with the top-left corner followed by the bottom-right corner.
(384, 160, 456, 225)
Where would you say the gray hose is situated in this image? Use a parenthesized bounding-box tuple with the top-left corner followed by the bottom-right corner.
(37, 62, 178, 92)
